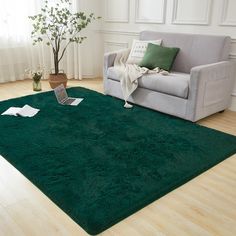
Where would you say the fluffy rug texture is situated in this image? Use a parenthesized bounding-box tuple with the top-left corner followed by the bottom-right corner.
(0, 87, 235, 235)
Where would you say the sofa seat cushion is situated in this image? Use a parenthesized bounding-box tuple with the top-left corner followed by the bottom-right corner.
(107, 67, 190, 99)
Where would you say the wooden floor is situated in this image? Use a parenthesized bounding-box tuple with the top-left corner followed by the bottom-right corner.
(0, 79, 235, 236)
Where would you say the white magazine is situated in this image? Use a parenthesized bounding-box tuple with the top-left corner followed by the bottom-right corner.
(1, 105, 40, 117)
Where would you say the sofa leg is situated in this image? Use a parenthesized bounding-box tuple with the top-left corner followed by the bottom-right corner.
(219, 110, 225, 113)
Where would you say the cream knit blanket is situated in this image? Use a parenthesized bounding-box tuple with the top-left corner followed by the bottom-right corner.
(113, 49, 168, 108)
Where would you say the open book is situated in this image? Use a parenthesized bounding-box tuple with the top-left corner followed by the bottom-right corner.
(1, 105, 40, 117)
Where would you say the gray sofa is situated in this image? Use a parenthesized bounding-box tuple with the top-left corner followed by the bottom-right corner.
(104, 31, 236, 122)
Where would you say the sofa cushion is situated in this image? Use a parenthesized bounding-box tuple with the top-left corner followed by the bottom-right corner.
(139, 43, 180, 71)
(107, 67, 190, 99)
(140, 31, 231, 73)
(126, 39, 162, 65)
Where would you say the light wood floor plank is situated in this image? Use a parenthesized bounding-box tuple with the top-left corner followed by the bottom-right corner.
(0, 78, 235, 236)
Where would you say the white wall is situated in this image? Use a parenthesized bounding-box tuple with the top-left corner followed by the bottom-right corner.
(86, 0, 236, 111)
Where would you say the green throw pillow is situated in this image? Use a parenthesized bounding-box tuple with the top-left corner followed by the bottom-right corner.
(139, 43, 180, 71)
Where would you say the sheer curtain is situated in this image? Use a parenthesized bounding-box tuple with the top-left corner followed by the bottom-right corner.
(0, 0, 81, 83)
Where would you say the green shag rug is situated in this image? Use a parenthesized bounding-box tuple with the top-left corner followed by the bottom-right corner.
(0, 87, 236, 235)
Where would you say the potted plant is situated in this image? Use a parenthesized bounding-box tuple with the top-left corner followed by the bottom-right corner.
(25, 68, 43, 91)
(29, 0, 100, 89)
(32, 69, 43, 91)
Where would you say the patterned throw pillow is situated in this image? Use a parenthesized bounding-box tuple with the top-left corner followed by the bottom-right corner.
(126, 39, 162, 65)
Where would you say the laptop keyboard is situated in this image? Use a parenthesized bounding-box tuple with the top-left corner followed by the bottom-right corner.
(63, 98, 76, 105)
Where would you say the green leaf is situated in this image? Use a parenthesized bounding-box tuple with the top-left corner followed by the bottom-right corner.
(29, 0, 100, 64)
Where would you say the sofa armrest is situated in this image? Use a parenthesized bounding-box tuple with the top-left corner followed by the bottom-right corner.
(103, 48, 130, 78)
(103, 48, 130, 94)
(186, 61, 236, 121)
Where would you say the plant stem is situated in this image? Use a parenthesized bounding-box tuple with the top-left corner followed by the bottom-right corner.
(58, 41, 71, 63)
(54, 52, 59, 75)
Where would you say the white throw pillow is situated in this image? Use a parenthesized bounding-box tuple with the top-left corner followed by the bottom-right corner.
(126, 39, 162, 65)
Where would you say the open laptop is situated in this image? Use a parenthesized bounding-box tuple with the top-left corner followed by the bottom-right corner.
(54, 84, 83, 106)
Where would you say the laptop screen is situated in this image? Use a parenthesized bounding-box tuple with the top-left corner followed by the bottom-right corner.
(54, 84, 68, 104)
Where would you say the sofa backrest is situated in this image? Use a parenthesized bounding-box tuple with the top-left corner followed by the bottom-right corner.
(140, 31, 231, 73)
